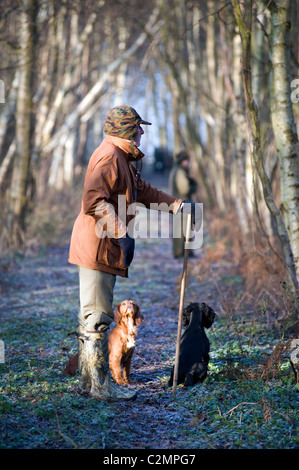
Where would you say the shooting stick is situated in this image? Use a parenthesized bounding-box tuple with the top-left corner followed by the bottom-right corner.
(172, 212, 192, 397)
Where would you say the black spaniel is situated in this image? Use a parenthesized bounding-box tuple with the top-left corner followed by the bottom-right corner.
(169, 302, 216, 387)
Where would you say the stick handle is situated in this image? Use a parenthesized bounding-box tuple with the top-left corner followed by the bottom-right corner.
(172, 213, 192, 397)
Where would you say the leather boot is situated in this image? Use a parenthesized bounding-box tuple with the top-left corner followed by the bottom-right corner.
(84, 329, 137, 402)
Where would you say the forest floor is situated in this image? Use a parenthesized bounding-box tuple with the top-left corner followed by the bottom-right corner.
(0, 171, 298, 452)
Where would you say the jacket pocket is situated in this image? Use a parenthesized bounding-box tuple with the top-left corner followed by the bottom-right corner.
(96, 237, 127, 268)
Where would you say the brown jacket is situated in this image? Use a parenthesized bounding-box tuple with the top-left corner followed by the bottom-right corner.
(68, 136, 181, 277)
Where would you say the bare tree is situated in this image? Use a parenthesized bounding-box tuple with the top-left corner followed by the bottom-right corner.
(231, 0, 299, 314)
(0, 0, 160, 245)
(5, 0, 37, 246)
(269, 0, 299, 279)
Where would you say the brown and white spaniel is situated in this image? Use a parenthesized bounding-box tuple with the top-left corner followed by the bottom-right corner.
(108, 300, 143, 385)
(63, 300, 143, 384)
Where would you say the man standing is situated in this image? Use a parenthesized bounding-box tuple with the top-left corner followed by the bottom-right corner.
(68, 106, 200, 401)
(169, 151, 198, 258)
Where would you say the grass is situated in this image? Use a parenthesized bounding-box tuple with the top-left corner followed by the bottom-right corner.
(1, 310, 297, 449)
(0, 329, 114, 449)
(0, 286, 115, 449)
(0, 196, 298, 449)
(170, 318, 298, 449)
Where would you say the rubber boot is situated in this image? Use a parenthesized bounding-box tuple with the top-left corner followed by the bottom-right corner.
(85, 329, 137, 402)
(77, 326, 91, 395)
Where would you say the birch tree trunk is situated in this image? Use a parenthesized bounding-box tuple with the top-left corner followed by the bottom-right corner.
(231, 0, 299, 315)
(206, 0, 226, 211)
(5, 0, 36, 246)
(231, 31, 252, 238)
(269, 0, 299, 279)
(153, 1, 214, 207)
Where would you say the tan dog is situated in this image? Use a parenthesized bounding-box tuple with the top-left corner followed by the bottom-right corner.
(63, 300, 143, 385)
(109, 300, 143, 385)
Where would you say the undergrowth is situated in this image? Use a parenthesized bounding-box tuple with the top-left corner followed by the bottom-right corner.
(166, 317, 298, 449)
(0, 192, 298, 449)
(1, 309, 298, 449)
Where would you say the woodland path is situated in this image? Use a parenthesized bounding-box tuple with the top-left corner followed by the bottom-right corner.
(0, 172, 236, 449)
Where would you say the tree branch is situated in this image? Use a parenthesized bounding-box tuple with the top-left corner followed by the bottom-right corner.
(42, 6, 161, 154)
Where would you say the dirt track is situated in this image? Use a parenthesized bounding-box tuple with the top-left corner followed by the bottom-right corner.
(94, 172, 220, 448)
(0, 172, 232, 449)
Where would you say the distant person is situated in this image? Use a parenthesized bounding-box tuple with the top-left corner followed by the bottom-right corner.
(169, 150, 198, 258)
(68, 106, 201, 402)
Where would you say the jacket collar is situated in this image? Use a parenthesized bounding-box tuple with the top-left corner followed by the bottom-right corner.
(105, 135, 145, 162)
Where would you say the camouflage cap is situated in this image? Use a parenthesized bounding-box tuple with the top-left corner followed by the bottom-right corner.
(104, 105, 151, 140)
(175, 150, 190, 164)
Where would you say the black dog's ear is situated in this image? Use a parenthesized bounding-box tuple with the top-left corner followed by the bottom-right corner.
(183, 303, 196, 313)
(182, 303, 195, 328)
(183, 310, 191, 328)
(201, 304, 216, 329)
(199, 302, 209, 312)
